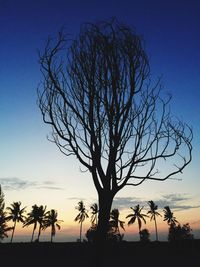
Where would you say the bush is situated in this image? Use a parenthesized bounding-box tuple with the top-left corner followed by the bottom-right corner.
(168, 223, 194, 241)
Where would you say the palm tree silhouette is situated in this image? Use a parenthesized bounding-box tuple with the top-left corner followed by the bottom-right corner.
(126, 204, 148, 241)
(74, 201, 89, 242)
(147, 200, 162, 241)
(110, 208, 125, 235)
(23, 205, 39, 242)
(163, 206, 178, 226)
(0, 185, 5, 213)
(0, 213, 11, 240)
(0, 185, 11, 241)
(6, 201, 26, 243)
(90, 203, 98, 226)
(23, 204, 47, 242)
(36, 205, 47, 241)
(43, 209, 63, 242)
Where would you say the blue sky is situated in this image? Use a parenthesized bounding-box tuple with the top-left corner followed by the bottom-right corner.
(0, 0, 200, 241)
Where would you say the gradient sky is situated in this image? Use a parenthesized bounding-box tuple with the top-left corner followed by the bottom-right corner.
(0, 0, 200, 242)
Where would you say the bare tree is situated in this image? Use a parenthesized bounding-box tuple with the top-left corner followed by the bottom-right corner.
(38, 19, 192, 242)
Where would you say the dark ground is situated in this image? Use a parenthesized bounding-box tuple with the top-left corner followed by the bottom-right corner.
(0, 240, 199, 267)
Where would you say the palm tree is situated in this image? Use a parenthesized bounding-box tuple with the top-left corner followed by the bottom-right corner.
(110, 208, 125, 235)
(163, 206, 178, 225)
(163, 206, 178, 226)
(126, 204, 148, 241)
(147, 200, 162, 241)
(90, 203, 98, 226)
(0, 212, 12, 241)
(6, 201, 26, 243)
(36, 205, 47, 241)
(0, 185, 5, 214)
(23, 205, 39, 242)
(23, 204, 47, 242)
(0, 185, 11, 241)
(74, 201, 89, 242)
(43, 209, 63, 242)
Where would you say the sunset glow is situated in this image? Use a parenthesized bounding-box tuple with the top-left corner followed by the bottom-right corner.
(1, 0, 200, 243)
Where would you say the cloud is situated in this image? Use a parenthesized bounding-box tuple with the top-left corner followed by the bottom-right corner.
(156, 193, 200, 211)
(113, 197, 145, 210)
(37, 185, 63, 190)
(36, 180, 64, 190)
(111, 193, 200, 212)
(162, 193, 189, 203)
(0, 177, 36, 190)
(0, 178, 63, 191)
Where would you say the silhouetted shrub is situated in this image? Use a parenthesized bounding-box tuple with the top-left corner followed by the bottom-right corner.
(140, 228, 150, 242)
(168, 223, 194, 241)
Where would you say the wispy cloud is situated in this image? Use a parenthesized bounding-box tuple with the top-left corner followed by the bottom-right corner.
(111, 193, 200, 212)
(0, 177, 63, 191)
(156, 193, 200, 211)
(162, 193, 189, 203)
(0, 177, 36, 190)
(113, 197, 145, 210)
(37, 185, 64, 190)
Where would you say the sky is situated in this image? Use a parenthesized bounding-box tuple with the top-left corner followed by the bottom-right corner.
(0, 0, 200, 242)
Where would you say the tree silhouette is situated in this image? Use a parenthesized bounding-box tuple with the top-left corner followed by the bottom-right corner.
(126, 204, 148, 240)
(140, 228, 150, 242)
(43, 209, 63, 242)
(0, 213, 11, 241)
(74, 201, 89, 242)
(147, 200, 162, 241)
(23, 205, 39, 242)
(36, 205, 47, 241)
(163, 206, 178, 226)
(0, 185, 5, 214)
(6, 201, 26, 243)
(109, 208, 125, 236)
(90, 203, 99, 226)
(168, 223, 194, 241)
(38, 19, 193, 242)
(23, 204, 46, 242)
(0, 185, 11, 241)
(85, 224, 97, 243)
(86, 209, 125, 243)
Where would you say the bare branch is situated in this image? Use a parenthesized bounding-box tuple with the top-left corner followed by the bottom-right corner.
(38, 18, 192, 216)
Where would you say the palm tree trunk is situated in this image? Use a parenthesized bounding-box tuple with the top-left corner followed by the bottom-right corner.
(138, 219, 141, 241)
(80, 221, 83, 242)
(38, 224, 42, 241)
(51, 226, 53, 243)
(10, 221, 16, 243)
(154, 215, 158, 241)
(31, 226, 35, 242)
(31, 223, 37, 242)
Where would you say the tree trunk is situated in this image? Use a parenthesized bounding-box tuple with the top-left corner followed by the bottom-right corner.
(96, 191, 114, 243)
(80, 221, 83, 242)
(10, 221, 16, 243)
(138, 219, 141, 241)
(154, 216, 158, 241)
(38, 224, 42, 241)
(31, 226, 35, 242)
(51, 227, 53, 243)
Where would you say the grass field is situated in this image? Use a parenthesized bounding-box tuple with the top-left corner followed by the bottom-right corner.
(1, 240, 199, 267)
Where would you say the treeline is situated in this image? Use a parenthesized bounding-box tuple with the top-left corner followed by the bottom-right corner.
(0, 185, 194, 243)
(0, 185, 62, 242)
(75, 200, 194, 243)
